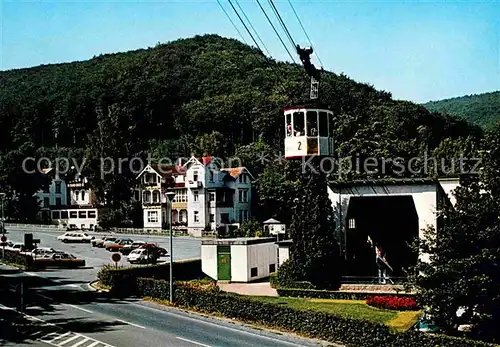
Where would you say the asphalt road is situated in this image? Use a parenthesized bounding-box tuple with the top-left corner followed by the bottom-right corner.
(1, 227, 336, 347)
(4, 228, 202, 284)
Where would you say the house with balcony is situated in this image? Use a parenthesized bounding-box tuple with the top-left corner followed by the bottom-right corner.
(135, 163, 185, 230)
(37, 168, 101, 229)
(184, 156, 253, 237)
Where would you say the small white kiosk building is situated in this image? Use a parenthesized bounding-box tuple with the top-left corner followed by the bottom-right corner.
(201, 237, 278, 282)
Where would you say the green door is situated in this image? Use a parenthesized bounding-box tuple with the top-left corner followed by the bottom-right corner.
(217, 246, 231, 280)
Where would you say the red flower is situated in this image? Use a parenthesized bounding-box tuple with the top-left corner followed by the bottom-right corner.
(366, 295, 418, 311)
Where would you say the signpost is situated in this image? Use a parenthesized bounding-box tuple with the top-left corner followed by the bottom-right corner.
(111, 253, 121, 269)
(1, 235, 6, 259)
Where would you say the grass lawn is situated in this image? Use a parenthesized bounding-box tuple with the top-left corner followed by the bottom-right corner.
(249, 296, 421, 331)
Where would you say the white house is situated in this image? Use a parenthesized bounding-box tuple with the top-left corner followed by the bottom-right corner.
(201, 237, 278, 282)
(183, 156, 253, 237)
(37, 168, 100, 229)
(135, 164, 183, 230)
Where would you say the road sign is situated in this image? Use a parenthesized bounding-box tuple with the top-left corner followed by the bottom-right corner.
(111, 253, 121, 262)
(1, 235, 6, 242)
(269, 224, 286, 235)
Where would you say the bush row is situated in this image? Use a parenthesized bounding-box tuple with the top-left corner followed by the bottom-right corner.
(136, 278, 493, 347)
(366, 295, 419, 311)
(2, 250, 34, 269)
(277, 287, 416, 300)
(269, 272, 315, 289)
(97, 258, 202, 295)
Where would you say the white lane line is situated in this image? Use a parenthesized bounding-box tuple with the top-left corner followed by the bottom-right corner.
(115, 319, 146, 329)
(86, 342, 100, 347)
(49, 332, 71, 341)
(66, 304, 93, 314)
(176, 336, 212, 347)
(56, 334, 80, 345)
(71, 337, 90, 347)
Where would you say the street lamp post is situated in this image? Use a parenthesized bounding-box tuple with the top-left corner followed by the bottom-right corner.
(165, 191, 176, 303)
(0, 193, 5, 258)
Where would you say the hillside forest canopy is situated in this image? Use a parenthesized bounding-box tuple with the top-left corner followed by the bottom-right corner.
(0, 34, 487, 222)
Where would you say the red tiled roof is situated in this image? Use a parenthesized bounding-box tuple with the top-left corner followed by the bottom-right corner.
(221, 167, 244, 179)
(202, 157, 213, 166)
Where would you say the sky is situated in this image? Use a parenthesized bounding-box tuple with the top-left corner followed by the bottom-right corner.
(1, 0, 499, 103)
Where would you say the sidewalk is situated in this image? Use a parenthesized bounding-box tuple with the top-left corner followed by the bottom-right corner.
(0, 263, 21, 274)
(217, 281, 278, 297)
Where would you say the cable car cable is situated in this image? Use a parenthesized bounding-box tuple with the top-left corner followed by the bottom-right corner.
(216, 0, 248, 45)
(255, 0, 296, 63)
(287, 0, 324, 68)
(235, 1, 271, 57)
(267, 0, 296, 49)
(228, 0, 263, 54)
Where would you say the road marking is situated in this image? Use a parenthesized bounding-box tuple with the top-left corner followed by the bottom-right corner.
(115, 319, 146, 329)
(56, 334, 80, 345)
(176, 336, 212, 347)
(71, 337, 90, 347)
(66, 304, 93, 313)
(49, 332, 71, 341)
(86, 342, 100, 347)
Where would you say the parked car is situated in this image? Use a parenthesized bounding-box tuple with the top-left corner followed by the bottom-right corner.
(91, 236, 117, 248)
(34, 252, 85, 268)
(119, 241, 146, 255)
(57, 232, 94, 243)
(127, 248, 159, 264)
(21, 247, 58, 258)
(138, 243, 168, 257)
(105, 238, 134, 252)
(66, 224, 79, 231)
(5, 242, 25, 252)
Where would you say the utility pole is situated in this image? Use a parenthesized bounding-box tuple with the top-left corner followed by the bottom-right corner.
(165, 192, 176, 303)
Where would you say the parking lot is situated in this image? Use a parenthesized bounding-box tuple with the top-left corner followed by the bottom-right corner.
(3, 228, 202, 284)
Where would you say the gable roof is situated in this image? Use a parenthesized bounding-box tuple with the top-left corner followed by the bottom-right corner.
(136, 164, 185, 179)
(183, 156, 216, 169)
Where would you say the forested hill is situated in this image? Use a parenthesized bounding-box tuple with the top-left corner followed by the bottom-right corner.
(0, 34, 484, 217)
(423, 91, 500, 129)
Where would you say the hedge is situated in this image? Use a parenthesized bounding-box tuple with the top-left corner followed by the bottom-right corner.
(2, 250, 34, 269)
(269, 272, 315, 289)
(277, 287, 416, 300)
(135, 278, 493, 347)
(97, 258, 202, 295)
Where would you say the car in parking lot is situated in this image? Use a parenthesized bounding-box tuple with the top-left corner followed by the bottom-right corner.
(34, 252, 86, 268)
(105, 238, 134, 252)
(5, 242, 25, 252)
(91, 236, 117, 248)
(127, 248, 159, 264)
(21, 247, 59, 258)
(119, 241, 146, 255)
(57, 232, 94, 243)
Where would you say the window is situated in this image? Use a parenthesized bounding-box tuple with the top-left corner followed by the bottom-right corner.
(307, 111, 318, 136)
(238, 190, 242, 203)
(238, 210, 243, 222)
(239, 174, 244, 183)
(319, 111, 328, 137)
(348, 218, 356, 229)
(209, 169, 214, 182)
(173, 189, 188, 203)
(221, 213, 229, 224)
(79, 211, 86, 218)
(152, 190, 160, 203)
(209, 214, 214, 223)
(52, 211, 60, 219)
(193, 171, 198, 181)
(328, 111, 335, 137)
(239, 189, 248, 203)
(193, 190, 199, 202)
(81, 190, 86, 201)
(70, 211, 77, 218)
(209, 192, 215, 202)
(293, 112, 305, 137)
(55, 197, 62, 207)
(251, 267, 258, 277)
(61, 211, 68, 219)
(43, 198, 49, 208)
(55, 181, 61, 193)
(147, 211, 158, 223)
(285, 113, 292, 137)
(243, 190, 248, 203)
(269, 264, 276, 273)
(194, 211, 199, 223)
(74, 190, 80, 201)
(88, 210, 96, 218)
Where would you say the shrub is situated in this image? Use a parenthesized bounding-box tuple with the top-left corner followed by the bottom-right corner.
(277, 288, 416, 301)
(366, 296, 419, 311)
(3, 250, 34, 269)
(97, 258, 202, 295)
(136, 278, 494, 347)
(273, 259, 316, 289)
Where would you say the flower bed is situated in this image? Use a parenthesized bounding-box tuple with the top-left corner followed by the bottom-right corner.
(366, 295, 419, 311)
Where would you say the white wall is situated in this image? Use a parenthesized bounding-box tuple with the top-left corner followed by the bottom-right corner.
(143, 207, 162, 229)
(245, 243, 278, 281)
(52, 208, 98, 228)
(201, 244, 218, 280)
(230, 244, 248, 282)
(278, 246, 290, 266)
(438, 179, 460, 206)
